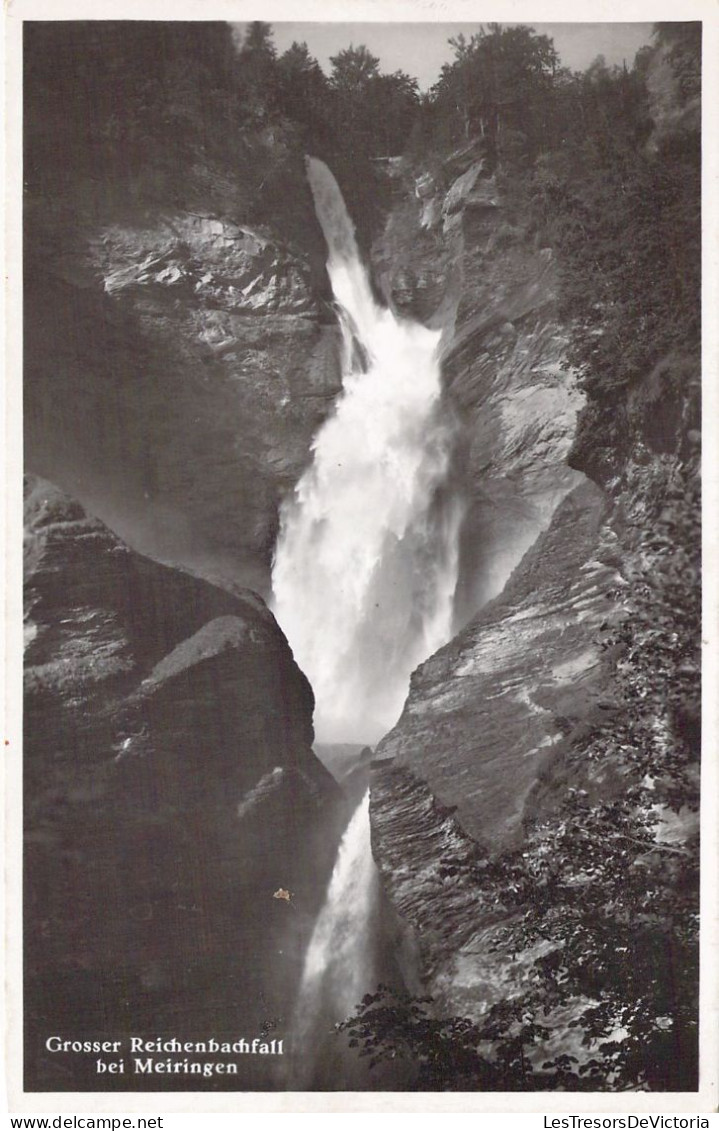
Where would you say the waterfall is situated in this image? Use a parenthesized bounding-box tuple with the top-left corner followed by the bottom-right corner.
(273, 158, 461, 1086)
(290, 792, 380, 1088)
(298, 793, 377, 1019)
(271, 157, 462, 743)
(289, 791, 414, 1089)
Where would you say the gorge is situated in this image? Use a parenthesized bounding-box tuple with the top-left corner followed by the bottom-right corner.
(272, 156, 462, 744)
(21, 20, 701, 1095)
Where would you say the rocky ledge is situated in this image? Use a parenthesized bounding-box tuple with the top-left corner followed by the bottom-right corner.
(23, 477, 345, 1090)
(370, 479, 620, 1018)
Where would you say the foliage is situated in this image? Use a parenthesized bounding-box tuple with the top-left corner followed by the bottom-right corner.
(430, 24, 560, 163)
(330, 44, 382, 91)
(530, 133, 700, 400)
(235, 21, 281, 123)
(520, 26, 700, 412)
(654, 23, 701, 104)
(338, 987, 549, 1090)
(421, 21, 700, 413)
(24, 22, 245, 189)
(326, 45, 420, 160)
(240, 21, 277, 59)
(24, 22, 416, 248)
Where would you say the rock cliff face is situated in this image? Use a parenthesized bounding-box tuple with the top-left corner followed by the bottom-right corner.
(362, 148, 596, 1018)
(365, 86, 699, 1063)
(372, 149, 584, 627)
(24, 22, 341, 596)
(26, 213, 340, 594)
(371, 480, 617, 1017)
(23, 477, 344, 1090)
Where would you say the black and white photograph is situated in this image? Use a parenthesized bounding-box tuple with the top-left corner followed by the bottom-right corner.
(7, 0, 714, 1108)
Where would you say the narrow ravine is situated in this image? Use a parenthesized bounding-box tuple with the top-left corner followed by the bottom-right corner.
(271, 158, 463, 1087)
(271, 157, 463, 746)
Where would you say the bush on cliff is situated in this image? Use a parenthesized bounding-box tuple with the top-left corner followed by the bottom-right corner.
(338, 987, 549, 1091)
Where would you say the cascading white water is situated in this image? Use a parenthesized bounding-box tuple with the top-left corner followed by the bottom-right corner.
(274, 159, 461, 1085)
(289, 791, 393, 1088)
(271, 157, 462, 743)
(294, 793, 376, 1025)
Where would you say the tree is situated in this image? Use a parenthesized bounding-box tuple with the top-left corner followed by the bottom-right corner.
(239, 20, 277, 61)
(431, 24, 560, 162)
(279, 40, 322, 78)
(360, 70, 420, 156)
(329, 44, 381, 93)
(527, 31, 699, 407)
(236, 21, 280, 123)
(325, 44, 419, 161)
(653, 23, 701, 104)
(276, 42, 330, 134)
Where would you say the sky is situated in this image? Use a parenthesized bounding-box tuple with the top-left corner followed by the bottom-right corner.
(266, 22, 655, 89)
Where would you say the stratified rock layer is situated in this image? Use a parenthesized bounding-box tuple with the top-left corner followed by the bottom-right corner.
(364, 143, 634, 1027)
(24, 477, 344, 1091)
(371, 480, 620, 1019)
